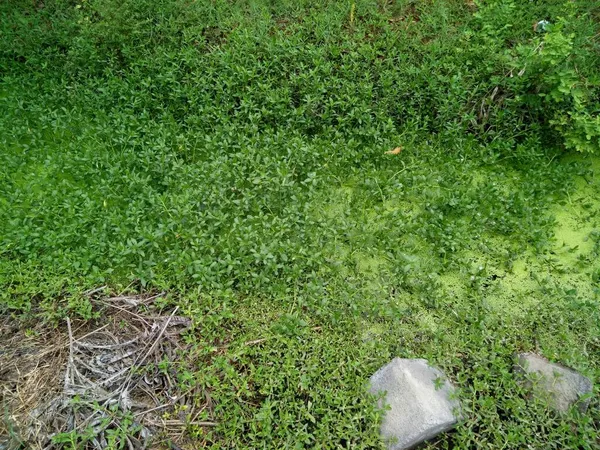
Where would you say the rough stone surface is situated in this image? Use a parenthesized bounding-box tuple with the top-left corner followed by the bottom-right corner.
(369, 358, 461, 450)
(515, 353, 593, 413)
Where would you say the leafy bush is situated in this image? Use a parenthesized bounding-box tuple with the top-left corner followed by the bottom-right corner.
(471, 0, 600, 152)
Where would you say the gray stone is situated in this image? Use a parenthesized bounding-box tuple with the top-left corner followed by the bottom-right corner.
(369, 358, 462, 450)
(515, 353, 593, 413)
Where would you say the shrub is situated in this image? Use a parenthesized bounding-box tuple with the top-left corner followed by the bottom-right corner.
(472, 0, 600, 153)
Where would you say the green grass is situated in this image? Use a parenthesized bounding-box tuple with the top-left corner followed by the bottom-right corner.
(1, 0, 600, 448)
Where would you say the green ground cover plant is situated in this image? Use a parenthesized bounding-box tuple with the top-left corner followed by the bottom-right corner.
(1, 0, 599, 448)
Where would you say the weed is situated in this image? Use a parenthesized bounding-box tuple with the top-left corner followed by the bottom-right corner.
(1, 0, 599, 447)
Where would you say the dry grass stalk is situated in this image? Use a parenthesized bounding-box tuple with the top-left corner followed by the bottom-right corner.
(0, 294, 207, 450)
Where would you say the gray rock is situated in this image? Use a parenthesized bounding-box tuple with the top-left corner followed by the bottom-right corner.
(369, 358, 462, 450)
(515, 353, 593, 413)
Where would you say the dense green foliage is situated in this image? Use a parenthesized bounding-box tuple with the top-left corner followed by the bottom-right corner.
(1, 0, 600, 448)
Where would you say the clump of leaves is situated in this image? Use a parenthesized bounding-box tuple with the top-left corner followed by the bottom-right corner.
(471, 0, 600, 153)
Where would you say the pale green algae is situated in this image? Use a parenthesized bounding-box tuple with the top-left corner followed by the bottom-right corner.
(448, 153, 600, 317)
(316, 153, 600, 341)
(468, 163, 594, 317)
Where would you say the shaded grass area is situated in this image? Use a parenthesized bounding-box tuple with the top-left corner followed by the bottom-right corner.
(1, 0, 600, 448)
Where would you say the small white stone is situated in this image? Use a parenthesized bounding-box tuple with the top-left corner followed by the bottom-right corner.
(369, 358, 462, 450)
(515, 353, 593, 413)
